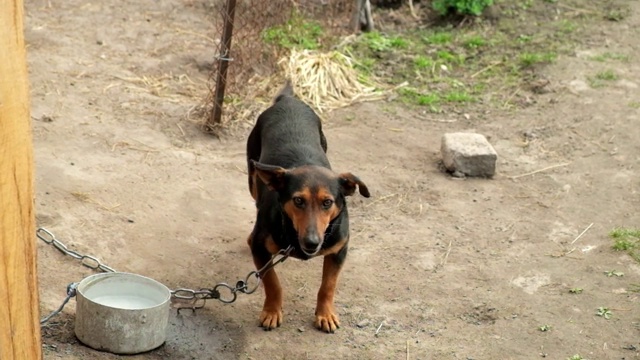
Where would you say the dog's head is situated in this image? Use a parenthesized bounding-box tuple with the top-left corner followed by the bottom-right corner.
(252, 161, 370, 256)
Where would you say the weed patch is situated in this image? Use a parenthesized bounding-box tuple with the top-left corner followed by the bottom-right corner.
(263, 15, 323, 50)
(589, 52, 630, 63)
(610, 227, 640, 263)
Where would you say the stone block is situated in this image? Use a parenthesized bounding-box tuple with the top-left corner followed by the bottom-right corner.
(441, 132, 497, 178)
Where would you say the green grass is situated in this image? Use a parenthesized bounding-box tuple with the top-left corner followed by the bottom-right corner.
(595, 69, 619, 81)
(303, 0, 623, 111)
(262, 15, 323, 50)
(399, 88, 440, 107)
(437, 50, 465, 65)
(444, 90, 474, 103)
(422, 32, 453, 45)
(589, 52, 630, 62)
(519, 52, 557, 68)
(567, 356, 586, 360)
(516, 34, 533, 43)
(589, 69, 619, 88)
(414, 56, 434, 70)
(558, 20, 578, 33)
(610, 227, 640, 263)
(432, 0, 494, 16)
(360, 31, 409, 52)
(463, 35, 486, 49)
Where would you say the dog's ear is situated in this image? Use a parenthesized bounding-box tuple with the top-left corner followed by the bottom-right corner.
(252, 160, 288, 191)
(338, 173, 370, 198)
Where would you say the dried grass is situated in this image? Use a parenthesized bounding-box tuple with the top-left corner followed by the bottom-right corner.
(279, 49, 388, 113)
(71, 192, 120, 211)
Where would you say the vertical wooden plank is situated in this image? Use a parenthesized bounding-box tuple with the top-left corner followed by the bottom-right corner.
(0, 0, 42, 359)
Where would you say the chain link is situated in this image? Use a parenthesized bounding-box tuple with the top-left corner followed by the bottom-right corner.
(37, 228, 116, 273)
(168, 245, 293, 304)
(37, 227, 292, 323)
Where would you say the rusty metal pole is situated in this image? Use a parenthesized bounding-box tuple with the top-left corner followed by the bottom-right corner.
(207, 0, 237, 134)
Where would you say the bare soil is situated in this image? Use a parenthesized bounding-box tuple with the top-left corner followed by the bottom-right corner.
(28, 0, 639, 359)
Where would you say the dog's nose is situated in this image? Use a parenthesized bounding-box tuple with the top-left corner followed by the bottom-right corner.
(301, 234, 321, 254)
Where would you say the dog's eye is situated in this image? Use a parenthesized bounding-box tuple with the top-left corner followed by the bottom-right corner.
(322, 199, 334, 209)
(292, 196, 305, 207)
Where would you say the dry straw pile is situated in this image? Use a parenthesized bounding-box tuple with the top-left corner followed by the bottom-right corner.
(279, 49, 388, 113)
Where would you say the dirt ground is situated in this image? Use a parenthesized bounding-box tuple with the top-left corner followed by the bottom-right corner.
(27, 0, 639, 359)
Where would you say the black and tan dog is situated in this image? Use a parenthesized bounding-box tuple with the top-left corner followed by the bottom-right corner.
(246, 81, 370, 333)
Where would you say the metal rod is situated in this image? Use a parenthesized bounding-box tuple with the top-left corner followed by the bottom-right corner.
(208, 0, 237, 133)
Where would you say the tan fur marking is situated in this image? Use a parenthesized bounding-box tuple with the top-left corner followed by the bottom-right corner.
(249, 172, 259, 201)
(282, 188, 312, 238)
(314, 255, 343, 333)
(314, 187, 339, 241)
(264, 235, 280, 255)
(317, 236, 348, 257)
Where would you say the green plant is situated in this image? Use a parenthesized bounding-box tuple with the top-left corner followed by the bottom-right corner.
(588, 69, 619, 88)
(517, 34, 533, 43)
(558, 20, 577, 33)
(519, 52, 557, 68)
(569, 287, 583, 294)
(417, 94, 441, 106)
(539, 324, 552, 332)
(463, 35, 486, 49)
(595, 69, 619, 81)
(610, 227, 640, 241)
(437, 50, 465, 65)
(609, 227, 640, 263)
(360, 32, 409, 52)
(432, 0, 494, 16)
(604, 270, 624, 277)
(444, 90, 473, 103)
(414, 56, 434, 70)
(605, 8, 628, 22)
(262, 15, 323, 50)
(422, 32, 453, 45)
(353, 57, 376, 74)
(398, 88, 441, 110)
(567, 356, 586, 360)
(596, 307, 612, 319)
(589, 52, 630, 62)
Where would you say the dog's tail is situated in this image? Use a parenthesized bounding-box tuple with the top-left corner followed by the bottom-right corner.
(274, 80, 295, 103)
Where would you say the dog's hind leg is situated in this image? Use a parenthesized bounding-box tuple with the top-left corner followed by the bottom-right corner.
(314, 245, 347, 333)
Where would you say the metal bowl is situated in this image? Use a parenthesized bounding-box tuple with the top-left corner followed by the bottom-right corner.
(74, 272, 171, 354)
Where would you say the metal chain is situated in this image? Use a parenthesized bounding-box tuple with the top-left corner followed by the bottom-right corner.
(37, 227, 292, 323)
(37, 228, 116, 273)
(170, 245, 292, 304)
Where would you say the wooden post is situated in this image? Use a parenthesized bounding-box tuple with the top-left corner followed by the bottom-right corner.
(206, 0, 237, 134)
(0, 0, 42, 359)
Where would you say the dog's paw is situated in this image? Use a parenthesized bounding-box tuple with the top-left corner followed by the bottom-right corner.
(314, 309, 340, 333)
(259, 308, 283, 330)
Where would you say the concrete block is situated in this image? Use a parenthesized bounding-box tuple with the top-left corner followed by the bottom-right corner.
(441, 132, 497, 178)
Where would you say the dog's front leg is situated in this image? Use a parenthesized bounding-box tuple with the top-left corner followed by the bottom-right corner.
(314, 246, 347, 333)
(250, 239, 284, 330)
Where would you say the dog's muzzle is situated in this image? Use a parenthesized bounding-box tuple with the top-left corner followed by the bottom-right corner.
(300, 234, 322, 256)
